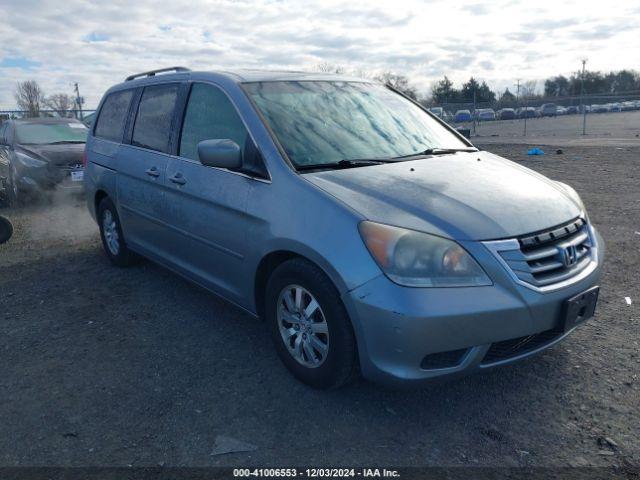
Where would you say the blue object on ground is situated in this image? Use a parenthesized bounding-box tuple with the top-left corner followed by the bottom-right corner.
(527, 148, 545, 155)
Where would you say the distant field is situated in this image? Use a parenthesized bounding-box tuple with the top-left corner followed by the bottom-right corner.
(458, 110, 640, 146)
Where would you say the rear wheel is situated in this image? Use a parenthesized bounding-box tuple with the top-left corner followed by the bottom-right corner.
(265, 258, 358, 389)
(97, 197, 139, 267)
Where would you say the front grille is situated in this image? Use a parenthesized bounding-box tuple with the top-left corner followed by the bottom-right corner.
(481, 326, 564, 365)
(492, 218, 594, 289)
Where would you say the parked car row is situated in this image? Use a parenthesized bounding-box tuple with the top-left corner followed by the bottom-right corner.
(428, 99, 640, 124)
(589, 101, 640, 113)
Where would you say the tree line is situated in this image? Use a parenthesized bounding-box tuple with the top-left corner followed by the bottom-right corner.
(10, 67, 640, 117)
(427, 70, 640, 106)
(316, 63, 640, 106)
(543, 70, 640, 97)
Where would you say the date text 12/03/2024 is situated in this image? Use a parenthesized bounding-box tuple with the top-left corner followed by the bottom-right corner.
(233, 468, 401, 478)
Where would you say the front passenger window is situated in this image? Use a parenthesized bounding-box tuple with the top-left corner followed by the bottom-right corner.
(179, 84, 249, 162)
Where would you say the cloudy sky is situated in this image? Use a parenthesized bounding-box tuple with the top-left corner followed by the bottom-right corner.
(0, 0, 639, 109)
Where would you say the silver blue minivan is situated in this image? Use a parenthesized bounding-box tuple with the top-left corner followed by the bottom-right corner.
(85, 67, 604, 389)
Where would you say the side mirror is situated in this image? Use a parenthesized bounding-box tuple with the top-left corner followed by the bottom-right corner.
(0, 216, 13, 244)
(197, 139, 242, 169)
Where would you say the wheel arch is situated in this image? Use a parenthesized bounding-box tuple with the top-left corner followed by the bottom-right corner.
(253, 245, 349, 320)
(94, 189, 109, 217)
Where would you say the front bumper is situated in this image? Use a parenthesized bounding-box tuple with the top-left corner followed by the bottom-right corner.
(342, 229, 604, 387)
(16, 162, 84, 193)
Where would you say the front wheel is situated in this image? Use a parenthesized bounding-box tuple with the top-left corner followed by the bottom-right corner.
(265, 258, 358, 389)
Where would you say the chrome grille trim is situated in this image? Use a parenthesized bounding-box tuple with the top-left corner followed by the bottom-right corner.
(483, 219, 599, 293)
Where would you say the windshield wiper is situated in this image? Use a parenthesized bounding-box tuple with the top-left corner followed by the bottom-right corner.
(296, 158, 391, 171)
(49, 141, 86, 145)
(392, 147, 478, 160)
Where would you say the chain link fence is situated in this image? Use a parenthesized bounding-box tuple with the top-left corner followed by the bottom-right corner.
(4, 89, 640, 137)
(0, 109, 97, 124)
(424, 91, 640, 136)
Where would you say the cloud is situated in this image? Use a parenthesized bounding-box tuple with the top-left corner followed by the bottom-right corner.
(506, 31, 538, 43)
(478, 60, 495, 70)
(522, 18, 581, 30)
(0, 0, 638, 108)
(466, 3, 490, 15)
(567, 20, 639, 40)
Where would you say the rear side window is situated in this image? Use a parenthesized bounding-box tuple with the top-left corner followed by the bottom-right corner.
(179, 83, 248, 161)
(94, 90, 134, 142)
(132, 84, 179, 154)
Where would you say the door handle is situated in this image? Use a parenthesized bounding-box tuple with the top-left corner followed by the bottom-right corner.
(145, 167, 160, 178)
(169, 173, 186, 185)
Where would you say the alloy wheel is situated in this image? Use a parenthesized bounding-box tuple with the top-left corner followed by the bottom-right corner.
(102, 210, 120, 256)
(277, 284, 330, 368)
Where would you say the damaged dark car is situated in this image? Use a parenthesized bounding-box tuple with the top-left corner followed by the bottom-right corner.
(0, 118, 88, 205)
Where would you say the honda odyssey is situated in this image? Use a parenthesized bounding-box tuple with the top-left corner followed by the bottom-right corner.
(85, 67, 604, 389)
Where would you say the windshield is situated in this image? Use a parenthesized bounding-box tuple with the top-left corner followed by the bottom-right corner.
(16, 122, 88, 145)
(243, 81, 468, 167)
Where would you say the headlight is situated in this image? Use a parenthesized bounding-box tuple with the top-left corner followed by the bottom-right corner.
(358, 221, 492, 287)
(16, 152, 47, 168)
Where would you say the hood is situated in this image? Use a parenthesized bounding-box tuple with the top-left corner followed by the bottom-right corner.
(304, 151, 582, 241)
(17, 143, 85, 169)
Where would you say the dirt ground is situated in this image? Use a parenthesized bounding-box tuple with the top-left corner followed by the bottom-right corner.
(0, 141, 638, 470)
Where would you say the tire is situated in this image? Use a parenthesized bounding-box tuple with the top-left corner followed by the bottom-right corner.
(97, 197, 139, 267)
(265, 258, 358, 389)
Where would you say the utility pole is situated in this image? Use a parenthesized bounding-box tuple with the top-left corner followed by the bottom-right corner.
(518, 80, 528, 137)
(472, 84, 477, 136)
(524, 92, 528, 137)
(515, 79, 526, 135)
(580, 59, 587, 135)
(74, 82, 84, 121)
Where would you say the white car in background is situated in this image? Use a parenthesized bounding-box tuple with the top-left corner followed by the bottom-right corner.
(428, 107, 444, 118)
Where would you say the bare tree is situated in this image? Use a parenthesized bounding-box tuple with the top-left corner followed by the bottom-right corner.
(314, 62, 346, 74)
(14, 80, 45, 117)
(350, 68, 372, 80)
(521, 80, 538, 99)
(46, 93, 75, 117)
(374, 71, 418, 100)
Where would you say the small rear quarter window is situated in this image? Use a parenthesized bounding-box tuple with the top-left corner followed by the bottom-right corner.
(94, 90, 134, 142)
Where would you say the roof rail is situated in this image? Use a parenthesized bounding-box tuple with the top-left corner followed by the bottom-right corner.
(125, 66, 191, 82)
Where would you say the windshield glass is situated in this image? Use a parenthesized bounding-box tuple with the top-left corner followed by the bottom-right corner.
(243, 81, 468, 167)
(16, 122, 88, 145)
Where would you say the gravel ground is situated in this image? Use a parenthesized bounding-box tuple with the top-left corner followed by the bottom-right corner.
(0, 143, 638, 470)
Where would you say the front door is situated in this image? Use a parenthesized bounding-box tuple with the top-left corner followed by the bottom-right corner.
(162, 82, 256, 304)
